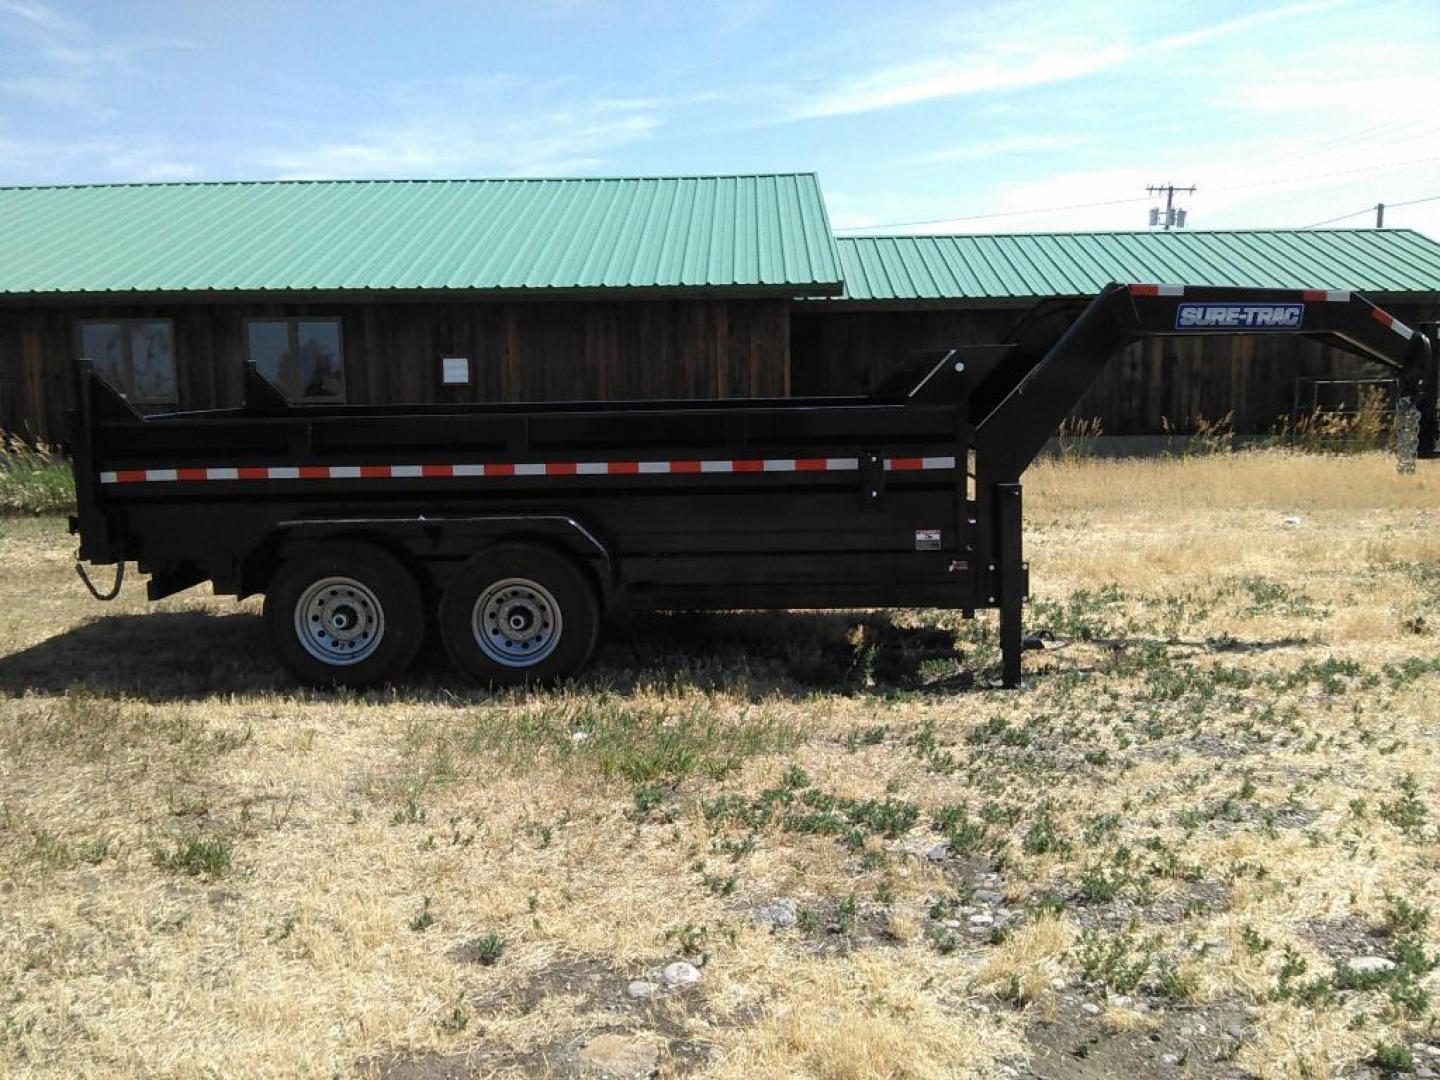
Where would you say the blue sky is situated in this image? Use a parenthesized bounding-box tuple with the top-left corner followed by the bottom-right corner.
(2, 0, 1438, 236)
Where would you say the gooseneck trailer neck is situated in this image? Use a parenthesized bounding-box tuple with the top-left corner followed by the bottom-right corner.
(69, 283, 1435, 689)
(966, 283, 1434, 683)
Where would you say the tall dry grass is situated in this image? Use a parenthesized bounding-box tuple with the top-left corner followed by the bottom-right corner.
(1027, 448, 1435, 515)
(0, 434, 74, 516)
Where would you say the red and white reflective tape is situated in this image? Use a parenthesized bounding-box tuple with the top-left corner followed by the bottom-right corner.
(1131, 284, 1368, 305)
(99, 455, 958, 485)
(1370, 307, 1415, 340)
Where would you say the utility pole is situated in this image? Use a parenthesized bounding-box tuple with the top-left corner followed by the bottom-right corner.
(1147, 184, 1197, 230)
(1376, 202, 1385, 228)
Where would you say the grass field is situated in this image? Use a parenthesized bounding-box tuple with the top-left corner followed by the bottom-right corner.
(1, 452, 1438, 1079)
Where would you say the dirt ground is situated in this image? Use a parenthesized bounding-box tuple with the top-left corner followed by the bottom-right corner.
(1, 451, 1438, 1079)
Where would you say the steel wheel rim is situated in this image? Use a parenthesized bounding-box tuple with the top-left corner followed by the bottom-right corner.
(472, 577, 562, 668)
(294, 576, 385, 666)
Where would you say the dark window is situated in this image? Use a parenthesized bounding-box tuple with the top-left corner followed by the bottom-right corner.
(245, 318, 346, 403)
(78, 319, 177, 404)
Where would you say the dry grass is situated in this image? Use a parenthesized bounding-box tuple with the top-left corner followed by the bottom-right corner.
(0, 437, 73, 516)
(1, 450, 1438, 1078)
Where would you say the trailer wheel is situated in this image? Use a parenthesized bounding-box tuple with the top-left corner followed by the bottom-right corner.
(439, 543, 599, 686)
(263, 543, 425, 688)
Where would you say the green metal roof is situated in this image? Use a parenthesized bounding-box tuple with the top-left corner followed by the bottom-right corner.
(830, 229, 1440, 303)
(0, 174, 843, 298)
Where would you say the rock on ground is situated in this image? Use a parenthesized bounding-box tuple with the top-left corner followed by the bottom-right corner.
(578, 1033, 659, 1078)
(1345, 955, 1396, 974)
(754, 898, 798, 928)
(662, 961, 700, 987)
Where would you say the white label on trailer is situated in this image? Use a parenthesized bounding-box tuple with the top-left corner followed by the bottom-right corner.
(441, 357, 471, 384)
(1175, 303, 1303, 330)
(915, 529, 942, 550)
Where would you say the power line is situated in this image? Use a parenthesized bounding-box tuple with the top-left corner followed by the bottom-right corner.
(1389, 193, 1440, 210)
(833, 193, 1153, 232)
(1209, 154, 1440, 192)
(1301, 192, 1440, 229)
(1224, 113, 1440, 173)
(837, 156, 1440, 234)
(1303, 206, 1377, 229)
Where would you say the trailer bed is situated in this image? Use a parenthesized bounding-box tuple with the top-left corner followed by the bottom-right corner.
(69, 283, 1435, 688)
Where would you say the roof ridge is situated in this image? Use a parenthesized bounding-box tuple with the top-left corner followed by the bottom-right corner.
(0, 172, 843, 295)
(0, 172, 821, 194)
(831, 226, 1440, 301)
(836, 228, 1427, 241)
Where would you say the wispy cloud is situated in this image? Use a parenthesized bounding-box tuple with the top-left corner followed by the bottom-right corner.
(772, 0, 1359, 124)
(1219, 70, 1440, 116)
(1149, 0, 1344, 51)
(1, 74, 112, 114)
(899, 132, 1092, 168)
(0, 0, 192, 121)
(0, 133, 204, 183)
(782, 44, 1127, 121)
(0, 0, 81, 36)
(266, 100, 665, 180)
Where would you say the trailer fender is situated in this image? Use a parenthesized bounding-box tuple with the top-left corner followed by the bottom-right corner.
(246, 515, 616, 605)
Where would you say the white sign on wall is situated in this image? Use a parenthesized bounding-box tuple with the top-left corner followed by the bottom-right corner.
(442, 357, 471, 385)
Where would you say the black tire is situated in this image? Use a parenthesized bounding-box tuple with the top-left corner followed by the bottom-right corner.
(263, 542, 425, 688)
(439, 543, 599, 687)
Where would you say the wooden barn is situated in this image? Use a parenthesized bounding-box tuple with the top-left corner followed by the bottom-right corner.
(0, 174, 840, 442)
(799, 230, 1440, 435)
(2, 173, 1439, 444)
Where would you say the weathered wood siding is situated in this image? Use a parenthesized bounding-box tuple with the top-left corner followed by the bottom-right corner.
(791, 302, 1438, 435)
(4, 292, 1434, 444)
(0, 297, 791, 443)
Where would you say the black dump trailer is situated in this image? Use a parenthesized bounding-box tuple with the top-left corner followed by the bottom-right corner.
(70, 284, 1435, 688)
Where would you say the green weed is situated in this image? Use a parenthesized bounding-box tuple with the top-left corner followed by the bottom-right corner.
(152, 836, 232, 877)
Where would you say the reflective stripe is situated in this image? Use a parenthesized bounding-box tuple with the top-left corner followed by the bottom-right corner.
(1372, 307, 1416, 339)
(96, 454, 950, 483)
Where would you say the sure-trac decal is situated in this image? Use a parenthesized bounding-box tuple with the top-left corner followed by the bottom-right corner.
(1174, 303, 1304, 330)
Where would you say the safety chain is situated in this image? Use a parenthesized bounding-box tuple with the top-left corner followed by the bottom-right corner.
(1395, 396, 1420, 475)
(76, 558, 125, 601)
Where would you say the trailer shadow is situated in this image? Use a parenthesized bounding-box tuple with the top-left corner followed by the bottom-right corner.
(0, 609, 1319, 703)
(586, 610, 980, 696)
(0, 611, 290, 699)
(0, 608, 982, 701)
